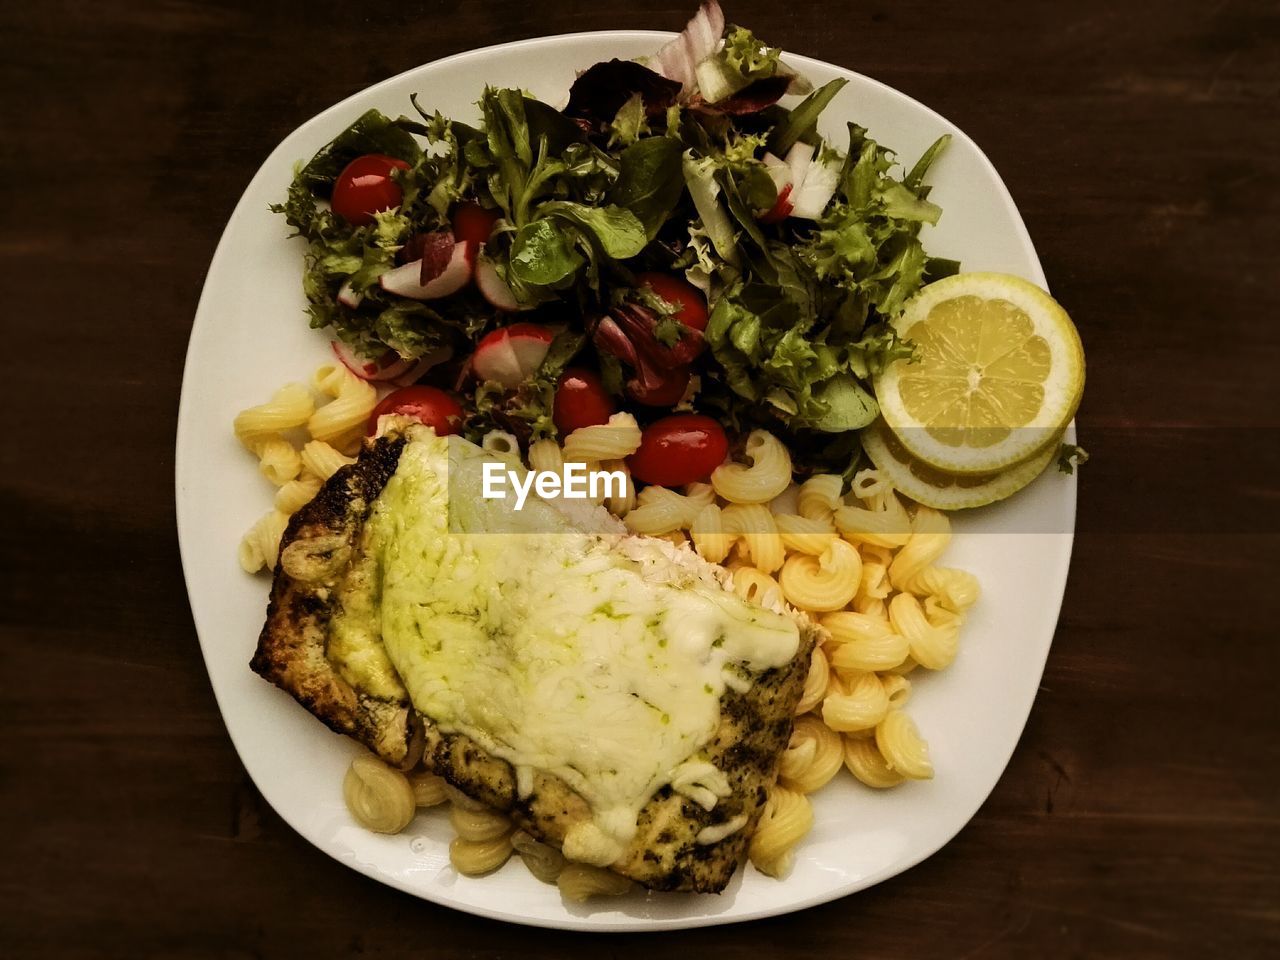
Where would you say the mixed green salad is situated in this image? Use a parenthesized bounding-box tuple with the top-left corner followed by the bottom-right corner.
(272, 1, 954, 478)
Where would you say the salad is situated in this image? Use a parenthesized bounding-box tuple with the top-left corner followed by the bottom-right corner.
(271, 0, 958, 484)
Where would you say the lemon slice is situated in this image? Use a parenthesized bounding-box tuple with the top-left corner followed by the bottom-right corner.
(874, 273, 1084, 474)
(862, 420, 1058, 510)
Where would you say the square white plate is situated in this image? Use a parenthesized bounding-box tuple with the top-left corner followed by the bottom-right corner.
(176, 30, 1076, 931)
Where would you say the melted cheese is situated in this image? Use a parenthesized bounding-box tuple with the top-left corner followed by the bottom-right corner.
(342, 430, 800, 865)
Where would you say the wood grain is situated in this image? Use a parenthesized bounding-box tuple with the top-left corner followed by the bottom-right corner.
(1, 1, 1277, 957)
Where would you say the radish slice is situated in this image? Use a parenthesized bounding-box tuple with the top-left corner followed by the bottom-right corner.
(337, 280, 364, 309)
(785, 141, 815, 193)
(472, 323, 554, 389)
(331, 341, 413, 382)
(387, 346, 454, 387)
(653, 1, 725, 95)
(475, 257, 521, 311)
(758, 183, 794, 224)
(762, 152, 792, 193)
(789, 151, 842, 219)
(379, 241, 473, 300)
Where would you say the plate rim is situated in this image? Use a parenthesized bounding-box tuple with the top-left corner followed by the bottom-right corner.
(176, 28, 1076, 932)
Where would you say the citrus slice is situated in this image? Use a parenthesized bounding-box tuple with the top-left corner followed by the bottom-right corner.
(862, 420, 1059, 511)
(874, 273, 1084, 474)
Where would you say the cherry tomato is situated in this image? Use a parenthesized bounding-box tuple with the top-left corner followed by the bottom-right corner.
(367, 385, 463, 436)
(626, 367, 691, 407)
(635, 272, 709, 332)
(452, 202, 501, 250)
(628, 415, 729, 487)
(554, 368, 615, 434)
(331, 154, 411, 226)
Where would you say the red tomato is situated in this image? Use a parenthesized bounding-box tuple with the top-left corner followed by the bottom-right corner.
(554, 368, 615, 434)
(331, 154, 411, 226)
(626, 367, 691, 407)
(628, 415, 729, 487)
(452, 202, 501, 249)
(635, 272, 709, 332)
(367, 385, 464, 436)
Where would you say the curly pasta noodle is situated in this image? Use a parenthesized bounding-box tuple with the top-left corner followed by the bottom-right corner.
(880, 674, 912, 709)
(711, 430, 792, 503)
(450, 833, 514, 876)
(773, 513, 837, 555)
(511, 830, 566, 884)
(748, 785, 813, 878)
(888, 506, 951, 588)
(902, 565, 981, 614)
(408, 772, 448, 808)
(300, 440, 355, 481)
(875, 710, 934, 780)
(843, 735, 906, 789)
(308, 364, 377, 454)
(481, 429, 520, 457)
(449, 803, 512, 842)
(342, 755, 415, 834)
(238, 509, 290, 574)
(779, 715, 844, 794)
(561, 412, 641, 462)
(721, 503, 785, 573)
(234, 383, 314, 453)
(256, 437, 302, 485)
(824, 612, 910, 673)
(778, 539, 861, 612)
(274, 474, 322, 515)
(602, 459, 635, 516)
(833, 500, 912, 548)
(526, 437, 564, 474)
(625, 484, 711, 535)
(794, 647, 830, 716)
(690, 503, 734, 563)
(796, 473, 842, 521)
(729, 566, 783, 608)
(821, 670, 890, 733)
(557, 863, 633, 901)
(889, 592, 959, 670)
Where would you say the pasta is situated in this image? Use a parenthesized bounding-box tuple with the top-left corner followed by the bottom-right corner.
(721, 503, 785, 573)
(480, 429, 520, 457)
(256, 437, 302, 485)
(773, 513, 837, 556)
(779, 715, 844, 794)
(561, 412, 642, 462)
(748, 785, 813, 878)
(342, 755, 415, 834)
(823, 612, 910, 673)
(511, 830, 566, 884)
(690, 503, 733, 563)
(300, 440, 355, 481)
(233, 383, 314, 453)
(901, 565, 981, 614)
(778, 539, 862, 612)
(557, 863, 633, 901)
(875, 710, 934, 780)
(711, 430, 793, 504)
(601, 459, 636, 516)
(888, 592, 958, 671)
(842, 735, 906, 789)
(450, 834, 514, 876)
(833, 500, 912, 548)
(526, 437, 564, 474)
(888, 506, 951, 588)
(308, 364, 378, 454)
(821, 670, 890, 733)
(274, 474, 323, 514)
(449, 803, 512, 842)
(796, 474, 843, 521)
(793, 646, 830, 716)
(729, 565, 783, 608)
(237, 509, 290, 574)
(408, 772, 448, 808)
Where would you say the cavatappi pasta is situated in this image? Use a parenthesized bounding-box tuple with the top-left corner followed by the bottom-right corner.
(239, 375, 981, 887)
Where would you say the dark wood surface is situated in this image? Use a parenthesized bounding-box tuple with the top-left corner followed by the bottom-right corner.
(2, 1, 1277, 957)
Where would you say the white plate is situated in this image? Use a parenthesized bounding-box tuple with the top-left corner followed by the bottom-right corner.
(176, 31, 1076, 931)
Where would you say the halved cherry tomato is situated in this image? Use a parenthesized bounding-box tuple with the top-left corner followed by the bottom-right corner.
(554, 368, 615, 434)
(627, 415, 729, 487)
(452, 202, 501, 250)
(635, 272, 709, 332)
(331, 154, 411, 226)
(367, 385, 463, 436)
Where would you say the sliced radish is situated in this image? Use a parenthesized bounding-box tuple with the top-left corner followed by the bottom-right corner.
(785, 141, 815, 194)
(758, 183, 794, 224)
(789, 151, 842, 220)
(475, 257, 521, 311)
(379, 241, 473, 300)
(331, 341, 413, 382)
(337, 279, 364, 309)
(388, 346, 454, 387)
(654, 1, 725, 95)
(472, 323, 554, 389)
(762, 152, 792, 193)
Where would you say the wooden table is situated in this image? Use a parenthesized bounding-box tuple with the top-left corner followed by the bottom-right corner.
(3, 1, 1276, 956)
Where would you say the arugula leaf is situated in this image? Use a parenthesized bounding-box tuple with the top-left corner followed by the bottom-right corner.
(609, 137, 685, 239)
(298, 109, 422, 193)
(540, 201, 647, 260)
(770, 79, 848, 156)
(509, 218, 585, 285)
